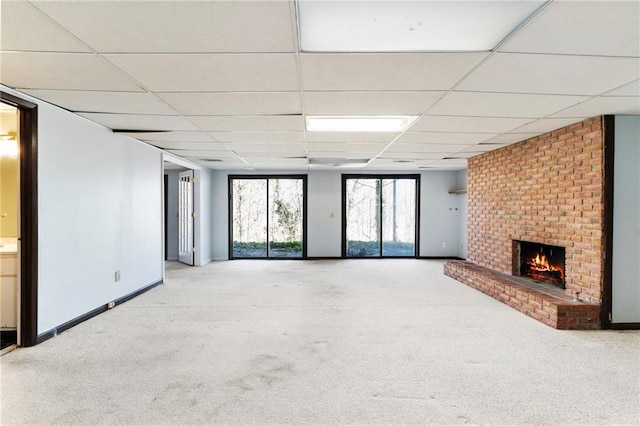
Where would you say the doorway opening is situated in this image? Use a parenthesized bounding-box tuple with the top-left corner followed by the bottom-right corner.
(1, 103, 19, 350)
(163, 160, 195, 266)
(342, 174, 420, 258)
(0, 91, 38, 349)
(229, 175, 307, 259)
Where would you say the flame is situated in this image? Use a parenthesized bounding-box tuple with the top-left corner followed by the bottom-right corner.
(528, 252, 564, 281)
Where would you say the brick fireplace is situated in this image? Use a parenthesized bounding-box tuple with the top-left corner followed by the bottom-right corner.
(445, 116, 606, 329)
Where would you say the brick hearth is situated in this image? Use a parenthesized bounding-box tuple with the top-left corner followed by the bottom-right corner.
(444, 260, 600, 330)
(449, 116, 607, 328)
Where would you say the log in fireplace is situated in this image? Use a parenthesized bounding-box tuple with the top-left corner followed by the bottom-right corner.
(515, 241, 566, 289)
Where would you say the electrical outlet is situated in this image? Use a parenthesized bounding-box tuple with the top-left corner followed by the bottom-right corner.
(115, 270, 121, 282)
(442, 242, 447, 248)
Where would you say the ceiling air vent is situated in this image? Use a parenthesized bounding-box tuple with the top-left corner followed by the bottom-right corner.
(308, 158, 369, 168)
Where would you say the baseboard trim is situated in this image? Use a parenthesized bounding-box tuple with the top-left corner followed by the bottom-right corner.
(417, 256, 465, 260)
(306, 256, 342, 260)
(37, 279, 163, 345)
(610, 322, 640, 330)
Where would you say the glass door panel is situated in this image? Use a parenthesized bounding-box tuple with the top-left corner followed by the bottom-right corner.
(232, 179, 267, 258)
(382, 179, 416, 256)
(268, 179, 304, 258)
(345, 178, 381, 257)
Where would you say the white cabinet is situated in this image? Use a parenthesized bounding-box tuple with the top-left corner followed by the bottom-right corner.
(0, 253, 17, 329)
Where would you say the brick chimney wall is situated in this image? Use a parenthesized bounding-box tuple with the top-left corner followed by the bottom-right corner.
(467, 117, 605, 303)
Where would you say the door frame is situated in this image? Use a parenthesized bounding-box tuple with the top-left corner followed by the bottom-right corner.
(341, 174, 420, 259)
(228, 174, 308, 260)
(1, 91, 38, 347)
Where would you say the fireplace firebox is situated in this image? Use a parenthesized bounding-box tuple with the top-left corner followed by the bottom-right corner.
(515, 241, 566, 289)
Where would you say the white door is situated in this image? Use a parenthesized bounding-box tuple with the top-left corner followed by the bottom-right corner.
(178, 170, 194, 265)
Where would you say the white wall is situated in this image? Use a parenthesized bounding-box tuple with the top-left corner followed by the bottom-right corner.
(164, 171, 179, 261)
(456, 170, 468, 259)
(212, 169, 462, 259)
(307, 171, 343, 257)
(196, 167, 215, 265)
(33, 93, 163, 334)
(419, 171, 464, 257)
(612, 115, 640, 324)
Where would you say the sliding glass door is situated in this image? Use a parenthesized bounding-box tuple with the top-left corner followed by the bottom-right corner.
(343, 175, 419, 257)
(230, 175, 306, 259)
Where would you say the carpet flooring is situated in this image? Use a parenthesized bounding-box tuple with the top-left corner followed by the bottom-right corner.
(1, 259, 639, 424)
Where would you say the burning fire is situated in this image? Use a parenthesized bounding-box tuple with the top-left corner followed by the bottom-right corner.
(529, 253, 564, 281)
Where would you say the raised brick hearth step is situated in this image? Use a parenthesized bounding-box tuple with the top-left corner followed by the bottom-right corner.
(444, 260, 600, 330)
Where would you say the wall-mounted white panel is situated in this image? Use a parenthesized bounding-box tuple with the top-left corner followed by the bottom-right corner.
(612, 116, 640, 324)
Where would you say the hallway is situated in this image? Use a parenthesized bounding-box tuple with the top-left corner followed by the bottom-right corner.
(2, 260, 638, 424)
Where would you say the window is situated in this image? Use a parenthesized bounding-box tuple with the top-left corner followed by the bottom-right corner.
(342, 175, 419, 257)
(229, 175, 307, 259)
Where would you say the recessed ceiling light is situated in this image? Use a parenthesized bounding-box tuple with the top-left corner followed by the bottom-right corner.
(306, 116, 418, 132)
(297, 0, 547, 52)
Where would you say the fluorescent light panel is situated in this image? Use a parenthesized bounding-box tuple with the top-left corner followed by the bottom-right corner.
(298, 0, 546, 52)
(306, 115, 417, 132)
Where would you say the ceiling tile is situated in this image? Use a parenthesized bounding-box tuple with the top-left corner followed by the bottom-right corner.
(32, 1, 294, 53)
(0, 52, 143, 92)
(167, 150, 237, 159)
(396, 132, 496, 144)
(307, 152, 372, 160)
(509, 118, 588, 134)
(307, 142, 386, 152)
(306, 132, 396, 143)
(226, 143, 306, 154)
(208, 131, 305, 143)
(429, 91, 589, 118)
(158, 92, 301, 116)
(549, 96, 640, 118)
(379, 151, 451, 159)
(188, 116, 304, 131)
(412, 115, 531, 133)
(78, 113, 199, 131)
(118, 131, 212, 142)
(386, 143, 474, 153)
(480, 133, 540, 145)
(458, 53, 640, 95)
(0, 1, 91, 53)
(236, 151, 307, 159)
(301, 53, 487, 91)
(460, 145, 503, 154)
(107, 54, 299, 92)
(304, 91, 444, 115)
(146, 141, 225, 151)
(602, 79, 640, 97)
(244, 157, 308, 166)
(22, 89, 176, 114)
(499, 1, 640, 57)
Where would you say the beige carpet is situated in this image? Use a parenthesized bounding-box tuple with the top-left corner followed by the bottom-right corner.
(1, 259, 639, 424)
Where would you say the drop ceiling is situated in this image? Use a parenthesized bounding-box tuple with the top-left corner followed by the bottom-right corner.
(1, 0, 639, 171)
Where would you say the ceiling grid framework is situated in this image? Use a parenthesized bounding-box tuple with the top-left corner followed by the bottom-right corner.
(0, 0, 638, 171)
